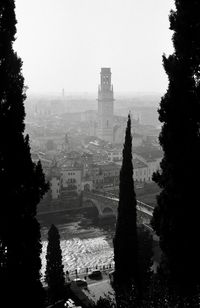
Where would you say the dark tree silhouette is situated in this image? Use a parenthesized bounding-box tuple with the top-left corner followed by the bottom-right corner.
(137, 225, 153, 297)
(0, 1, 48, 307)
(45, 224, 66, 304)
(92, 296, 116, 308)
(152, 0, 200, 298)
(113, 114, 138, 290)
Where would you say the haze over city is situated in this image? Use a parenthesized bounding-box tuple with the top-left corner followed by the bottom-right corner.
(15, 0, 175, 95)
(2, 1, 200, 307)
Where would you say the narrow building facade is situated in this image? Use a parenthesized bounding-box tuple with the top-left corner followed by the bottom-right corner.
(97, 68, 114, 142)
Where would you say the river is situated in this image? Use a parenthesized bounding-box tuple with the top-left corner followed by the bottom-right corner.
(39, 210, 115, 282)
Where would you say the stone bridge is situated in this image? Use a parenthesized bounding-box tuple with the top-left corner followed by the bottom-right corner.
(83, 192, 154, 225)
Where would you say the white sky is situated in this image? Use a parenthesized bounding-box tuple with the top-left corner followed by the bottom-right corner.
(14, 0, 175, 95)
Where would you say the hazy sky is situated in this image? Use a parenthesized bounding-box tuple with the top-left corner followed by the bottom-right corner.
(15, 0, 175, 95)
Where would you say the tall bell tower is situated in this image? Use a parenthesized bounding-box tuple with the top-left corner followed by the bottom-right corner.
(97, 68, 114, 143)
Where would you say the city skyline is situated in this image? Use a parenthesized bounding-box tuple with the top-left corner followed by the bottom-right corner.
(15, 0, 175, 95)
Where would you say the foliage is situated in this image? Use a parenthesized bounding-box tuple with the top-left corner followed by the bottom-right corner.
(92, 296, 116, 308)
(149, 271, 200, 308)
(113, 114, 138, 290)
(137, 225, 153, 297)
(152, 0, 200, 297)
(0, 1, 48, 307)
(45, 224, 66, 304)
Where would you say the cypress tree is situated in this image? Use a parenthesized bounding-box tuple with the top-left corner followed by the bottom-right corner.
(45, 224, 65, 304)
(113, 114, 138, 290)
(137, 225, 153, 298)
(0, 1, 48, 307)
(152, 0, 200, 297)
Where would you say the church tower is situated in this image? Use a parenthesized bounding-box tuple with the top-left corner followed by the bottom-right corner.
(97, 68, 114, 143)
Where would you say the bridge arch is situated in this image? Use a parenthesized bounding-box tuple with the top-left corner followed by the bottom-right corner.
(102, 206, 116, 217)
(83, 198, 101, 217)
(83, 197, 117, 218)
(82, 192, 154, 222)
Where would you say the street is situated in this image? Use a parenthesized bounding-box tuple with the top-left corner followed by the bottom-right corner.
(82, 279, 114, 303)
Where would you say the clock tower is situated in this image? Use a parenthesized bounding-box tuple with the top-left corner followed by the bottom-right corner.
(97, 68, 114, 143)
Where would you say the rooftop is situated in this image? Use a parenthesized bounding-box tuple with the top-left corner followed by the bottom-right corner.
(134, 145, 163, 161)
(133, 158, 148, 169)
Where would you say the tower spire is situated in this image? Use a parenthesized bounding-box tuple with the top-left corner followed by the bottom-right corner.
(97, 68, 114, 143)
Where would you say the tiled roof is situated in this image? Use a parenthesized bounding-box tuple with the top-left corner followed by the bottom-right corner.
(134, 146, 163, 161)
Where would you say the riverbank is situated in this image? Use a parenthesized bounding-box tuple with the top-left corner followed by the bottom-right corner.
(39, 208, 160, 284)
(39, 212, 115, 282)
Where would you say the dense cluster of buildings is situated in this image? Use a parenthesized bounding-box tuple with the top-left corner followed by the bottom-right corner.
(25, 68, 160, 151)
(32, 139, 162, 204)
(28, 68, 162, 207)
